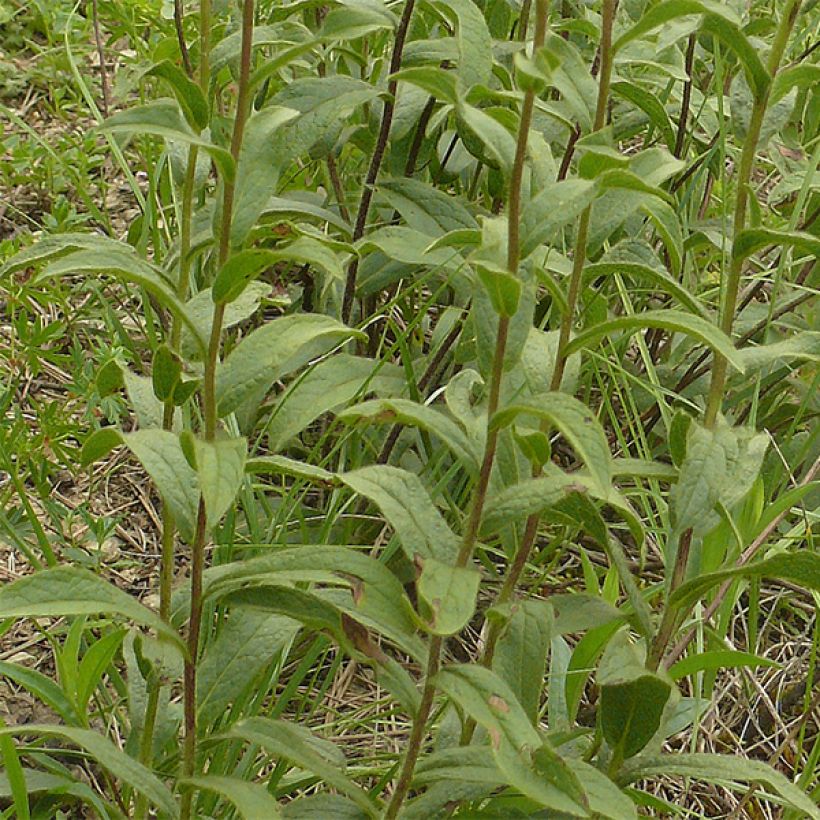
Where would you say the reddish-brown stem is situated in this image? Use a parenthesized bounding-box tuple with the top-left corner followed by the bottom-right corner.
(341, 0, 418, 325)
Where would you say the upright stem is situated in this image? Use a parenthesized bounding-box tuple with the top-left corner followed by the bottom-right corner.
(341, 0, 417, 325)
(136, 45, 203, 820)
(180, 1, 253, 816)
(703, 0, 802, 428)
(646, 528, 692, 671)
(475, 0, 616, 676)
(174, 0, 193, 77)
(384, 5, 550, 815)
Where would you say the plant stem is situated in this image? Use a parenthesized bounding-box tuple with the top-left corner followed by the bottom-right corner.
(135, 97, 203, 820)
(341, 0, 417, 325)
(180, 1, 253, 816)
(174, 0, 194, 77)
(646, 527, 692, 671)
(703, 0, 802, 428)
(474, 0, 616, 677)
(384, 5, 549, 812)
(674, 34, 696, 159)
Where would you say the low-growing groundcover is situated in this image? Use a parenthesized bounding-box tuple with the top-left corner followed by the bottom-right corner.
(0, 0, 818, 817)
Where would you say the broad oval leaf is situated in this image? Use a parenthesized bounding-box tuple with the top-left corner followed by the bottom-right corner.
(416, 557, 480, 636)
(216, 314, 364, 417)
(341, 466, 460, 563)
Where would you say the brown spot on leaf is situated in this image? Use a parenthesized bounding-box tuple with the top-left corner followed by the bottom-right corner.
(488, 694, 509, 713)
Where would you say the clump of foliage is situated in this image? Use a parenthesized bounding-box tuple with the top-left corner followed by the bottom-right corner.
(0, 0, 818, 817)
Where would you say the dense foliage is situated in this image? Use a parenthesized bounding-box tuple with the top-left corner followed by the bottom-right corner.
(0, 0, 818, 817)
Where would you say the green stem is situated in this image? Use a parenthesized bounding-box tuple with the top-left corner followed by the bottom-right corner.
(550, 0, 614, 392)
(180, 1, 253, 816)
(703, 0, 802, 428)
(476, 0, 616, 682)
(384, 5, 550, 813)
(135, 137, 201, 820)
(646, 528, 692, 671)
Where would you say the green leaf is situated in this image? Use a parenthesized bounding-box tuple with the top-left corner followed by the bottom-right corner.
(282, 795, 367, 819)
(492, 393, 612, 495)
(194, 435, 248, 528)
(430, 0, 493, 88)
(582, 262, 704, 317)
(201, 545, 422, 660)
(417, 557, 480, 635)
(227, 718, 379, 817)
(0, 725, 178, 817)
(671, 421, 768, 536)
(182, 282, 269, 361)
(0, 661, 78, 724)
(152, 344, 182, 402)
(212, 249, 278, 304)
(611, 80, 676, 151)
(125, 429, 200, 542)
(198, 612, 299, 726)
(246, 455, 338, 486)
(100, 100, 234, 182)
(770, 64, 820, 104)
(541, 34, 598, 132)
(640, 198, 684, 277)
(266, 354, 404, 451)
(669, 650, 780, 681)
(670, 552, 820, 611)
(737, 332, 820, 371)
(76, 627, 127, 714)
(732, 228, 820, 263)
(614, 0, 739, 51)
(341, 466, 460, 563)
(480, 465, 583, 536)
(0, 566, 183, 650)
(563, 310, 745, 373)
(390, 66, 458, 105)
(339, 398, 479, 471)
(598, 630, 672, 761)
(181, 776, 283, 818)
(378, 177, 477, 235)
(320, 4, 395, 40)
(612, 457, 678, 482)
(38, 249, 207, 356)
(456, 102, 516, 176)
(435, 663, 541, 749)
(700, 14, 770, 101)
(231, 76, 375, 242)
(476, 263, 521, 317)
(520, 178, 597, 259)
(0, 720, 29, 820)
(230, 105, 301, 245)
(146, 60, 209, 130)
(551, 593, 625, 635)
(620, 753, 819, 817)
(731, 71, 795, 146)
(496, 738, 589, 817)
(493, 600, 552, 723)
(0, 232, 142, 278)
(216, 314, 365, 417)
(81, 427, 125, 467)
